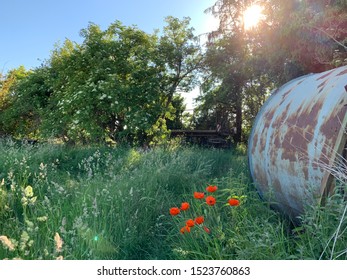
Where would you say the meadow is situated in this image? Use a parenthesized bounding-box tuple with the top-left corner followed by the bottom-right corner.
(0, 138, 346, 260)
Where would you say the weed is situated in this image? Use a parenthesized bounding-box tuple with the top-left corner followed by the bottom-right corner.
(0, 140, 345, 260)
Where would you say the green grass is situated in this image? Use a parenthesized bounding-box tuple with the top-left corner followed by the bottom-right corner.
(0, 138, 346, 260)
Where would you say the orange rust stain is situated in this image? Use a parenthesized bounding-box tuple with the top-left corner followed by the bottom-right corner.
(281, 128, 307, 161)
(259, 129, 266, 150)
(264, 107, 276, 122)
(269, 133, 280, 167)
(284, 101, 322, 160)
(273, 130, 281, 148)
(272, 103, 291, 130)
(280, 100, 321, 162)
(272, 177, 282, 193)
(279, 90, 293, 106)
(316, 70, 334, 80)
(318, 79, 328, 93)
(303, 129, 314, 143)
(270, 151, 276, 167)
(254, 164, 267, 187)
(281, 89, 292, 100)
(318, 147, 331, 167)
(302, 166, 309, 181)
(319, 144, 330, 167)
(319, 105, 347, 137)
(251, 133, 258, 155)
(318, 105, 347, 166)
(258, 108, 276, 150)
(337, 69, 347, 76)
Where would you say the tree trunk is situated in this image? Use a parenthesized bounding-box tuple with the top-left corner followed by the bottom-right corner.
(234, 101, 242, 144)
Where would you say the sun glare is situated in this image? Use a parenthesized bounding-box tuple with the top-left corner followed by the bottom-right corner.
(243, 4, 264, 30)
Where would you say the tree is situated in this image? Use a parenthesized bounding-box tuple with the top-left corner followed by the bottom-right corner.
(151, 16, 203, 141)
(0, 66, 31, 137)
(166, 95, 186, 130)
(157, 16, 203, 113)
(196, 0, 272, 143)
(259, 0, 347, 77)
(44, 22, 166, 144)
(195, 0, 346, 144)
(1, 18, 202, 145)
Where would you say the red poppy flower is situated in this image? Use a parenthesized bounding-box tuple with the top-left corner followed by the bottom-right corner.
(169, 207, 180, 216)
(228, 198, 240, 207)
(194, 192, 205, 199)
(180, 225, 191, 234)
(206, 196, 216, 206)
(206, 185, 218, 193)
(180, 202, 190, 211)
(195, 216, 204, 225)
(186, 219, 195, 227)
(203, 226, 210, 234)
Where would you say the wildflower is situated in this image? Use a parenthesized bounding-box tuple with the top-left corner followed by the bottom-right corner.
(180, 226, 191, 234)
(44, 248, 49, 256)
(228, 198, 240, 207)
(193, 192, 205, 199)
(186, 219, 195, 227)
(206, 196, 216, 206)
(25, 219, 34, 230)
(37, 216, 48, 222)
(169, 207, 180, 216)
(204, 226, 211, 234)
(22, 195, 37, 206)
(21, 197, 28, 206)
(195, 216, 204, 225)
(19, 231, 30, 251)
(54, 232, 63, 252)
(180, 202, 190, 211)
(206, 185, 218, 193)
(29, 196, 37, 204)
(24, 185, 34, 197)
(0, 235, 15, 251)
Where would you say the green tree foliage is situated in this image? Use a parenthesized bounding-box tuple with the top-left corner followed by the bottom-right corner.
(258, 0, 347, 78)
(194, 0, 273, 143)
(45, 22, 164, 144)
(194, 0, 346, 144)
(166, 95, 187, 130)
(0, 66, 30, 136)
(158, 16, 203, 110)
(1, 17, 202, 145)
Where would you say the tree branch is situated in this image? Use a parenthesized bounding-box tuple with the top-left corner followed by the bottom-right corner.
(312, 26, 347, 50)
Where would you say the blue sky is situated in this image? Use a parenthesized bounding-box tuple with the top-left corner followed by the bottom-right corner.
(1, 0, 218, 73)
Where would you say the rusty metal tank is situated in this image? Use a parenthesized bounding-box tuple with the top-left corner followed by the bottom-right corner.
(248, 65, 347, 221)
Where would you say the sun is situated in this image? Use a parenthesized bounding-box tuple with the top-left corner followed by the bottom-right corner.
(243, 4, 264, 30)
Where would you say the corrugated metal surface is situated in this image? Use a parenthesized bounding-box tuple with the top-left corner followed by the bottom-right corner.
(248, 65, 347, 220)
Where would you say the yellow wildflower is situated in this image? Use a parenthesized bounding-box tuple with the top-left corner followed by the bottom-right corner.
(0, 235, 16, 251)
(37, 216, 48, 222)
(21, 197, 28, 206)
(54, 232, 63, 252)
(20, 231, 30, 251)
(24, 185, 33, 197)
(29, 196, 37, 204)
